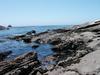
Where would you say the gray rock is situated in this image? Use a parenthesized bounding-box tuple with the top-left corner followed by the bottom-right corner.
(0, 51, 40, 75)
(0, 25, 6, 30)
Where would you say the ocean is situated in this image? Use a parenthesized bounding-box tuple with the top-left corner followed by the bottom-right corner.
(0, 25, 72, 61)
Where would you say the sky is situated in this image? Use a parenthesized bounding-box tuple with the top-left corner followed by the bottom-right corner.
(0, 0, 100, 26)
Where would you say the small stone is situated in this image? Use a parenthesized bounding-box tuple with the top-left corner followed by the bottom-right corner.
(36, 71, 42, 75)
(23, 66, 28, 69)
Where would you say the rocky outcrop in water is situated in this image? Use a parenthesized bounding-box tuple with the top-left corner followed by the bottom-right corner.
(7, 25, 12, 30)
(8, 25, 12, 28)
(0, 25, 6, 30)
(26, 30, 36, 35)
(0, 51, 12, 61)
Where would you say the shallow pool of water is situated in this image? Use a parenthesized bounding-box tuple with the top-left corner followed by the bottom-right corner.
(0, 25, 71, 61)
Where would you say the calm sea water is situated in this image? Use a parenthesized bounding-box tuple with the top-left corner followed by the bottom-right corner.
(0, 25, 71, 60)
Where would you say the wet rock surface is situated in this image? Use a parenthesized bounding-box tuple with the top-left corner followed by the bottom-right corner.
(0, 51, 40, 75)
(26, 30, 36, 35)
(22, 37, 32, 43)
(0, 51, 12, 61)
(1, 20, 100, 75)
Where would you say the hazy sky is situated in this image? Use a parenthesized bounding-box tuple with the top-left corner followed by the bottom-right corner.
(0, 0, 100, 26)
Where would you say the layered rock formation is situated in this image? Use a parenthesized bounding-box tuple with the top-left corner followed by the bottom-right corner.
(2, 20, 100, 75)
(0, 51, 40, 75)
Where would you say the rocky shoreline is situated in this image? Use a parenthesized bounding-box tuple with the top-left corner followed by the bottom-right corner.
(0, 25, 6, 30)
(0, 25, 12, 30)
(1, 20, 100, 75)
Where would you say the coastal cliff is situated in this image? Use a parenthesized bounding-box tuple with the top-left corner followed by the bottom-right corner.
(1, 20, 100, 75)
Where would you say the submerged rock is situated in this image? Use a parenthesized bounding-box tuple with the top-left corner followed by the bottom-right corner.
(0, 40, 6, 43)
(0, 51, 12, 61)
(32, 44, 39, 49)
